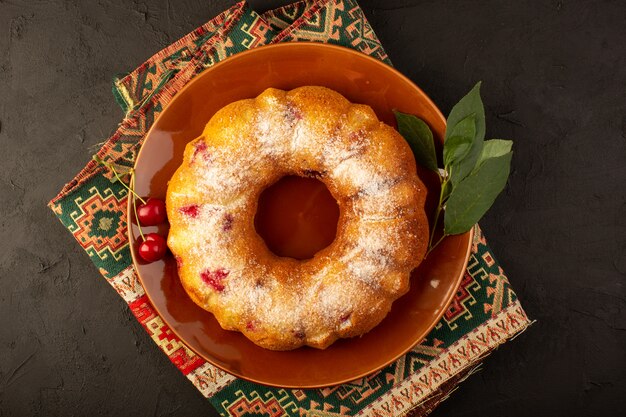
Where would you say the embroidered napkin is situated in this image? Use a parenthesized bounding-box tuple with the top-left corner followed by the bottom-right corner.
(48, 1, 531, 416)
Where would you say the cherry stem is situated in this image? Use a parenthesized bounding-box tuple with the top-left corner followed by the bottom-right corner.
(131, 173, 146, 242)
(92, 155, 147, 241)
(92, 155, 146, 205)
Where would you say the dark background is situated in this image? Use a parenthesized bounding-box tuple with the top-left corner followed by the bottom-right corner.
(1, 0, 624, 415)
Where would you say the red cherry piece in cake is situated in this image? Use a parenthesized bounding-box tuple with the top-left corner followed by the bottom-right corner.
(136, 198, 167, 226)
(174, 256, 183, 268)
(200, 268, 229, 292)
(191, 141, 209, 163)
(286, 104, 302, 123)
(223, 213, 233, 231)
(180, 204, 200, 218)
(245, 321, 256, 331)
(340, 312, 352, 322)
(138, 233, 167, 262)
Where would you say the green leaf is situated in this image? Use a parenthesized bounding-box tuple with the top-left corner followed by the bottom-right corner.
(394, 110, 439, 172)
(443, 114, 476, 167)
(446, 82, 485, 185)
(443, 151, 512, 235)
(446, 82, 485, 142)
(473, 139, 513, 172)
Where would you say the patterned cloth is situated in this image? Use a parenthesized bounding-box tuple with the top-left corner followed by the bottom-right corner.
(48, 1, 531, 416)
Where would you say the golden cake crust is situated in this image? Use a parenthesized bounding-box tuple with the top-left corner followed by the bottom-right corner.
(166, 86, 428, 350)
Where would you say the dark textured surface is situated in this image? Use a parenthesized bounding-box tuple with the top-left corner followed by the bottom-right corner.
(0, 0, 624, 416)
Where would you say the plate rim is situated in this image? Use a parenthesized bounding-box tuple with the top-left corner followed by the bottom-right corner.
(128, 42, 473, 388)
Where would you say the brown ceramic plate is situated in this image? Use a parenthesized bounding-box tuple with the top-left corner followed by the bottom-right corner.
(129, 43, 473, 388)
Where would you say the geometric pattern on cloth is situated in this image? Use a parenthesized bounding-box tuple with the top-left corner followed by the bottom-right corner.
(48, 1, 531, 416)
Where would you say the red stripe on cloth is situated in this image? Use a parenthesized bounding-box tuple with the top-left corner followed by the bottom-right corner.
(129, 295, 205, 375)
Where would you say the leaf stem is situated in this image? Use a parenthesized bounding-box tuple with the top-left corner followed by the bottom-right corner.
(429, 172, 449, 249)
(426, 234, 447, 257)
(429, 203, 442, 249)
(427, 165, 454, 256)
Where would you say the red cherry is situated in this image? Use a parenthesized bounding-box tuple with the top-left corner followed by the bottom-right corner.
(138, 233, 167, 262)
(144, 233, 161, 242)
(137, 198, 166, 226)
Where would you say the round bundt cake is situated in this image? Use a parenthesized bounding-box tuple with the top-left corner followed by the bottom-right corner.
(166, 86, 428, 350)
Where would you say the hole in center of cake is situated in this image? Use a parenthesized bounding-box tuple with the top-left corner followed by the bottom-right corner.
(255, 175, 340, 260)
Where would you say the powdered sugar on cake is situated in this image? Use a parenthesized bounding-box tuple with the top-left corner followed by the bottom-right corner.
(331, 156, 388, 196)
(341, 224, 393, 288)
(165, 86, 427, 350)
